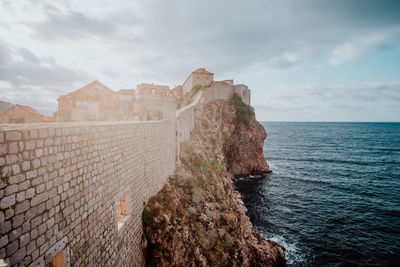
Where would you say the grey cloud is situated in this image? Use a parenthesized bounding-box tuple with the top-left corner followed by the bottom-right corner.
(0, 39, 87, 87)
(21, 0, 400, 81)
(1, 0, 399, 118)
(0, 39, 90, 113)
(30, 10, 119, 40)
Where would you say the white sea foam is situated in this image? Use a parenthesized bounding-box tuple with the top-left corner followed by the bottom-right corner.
(265, 234, 308, 265)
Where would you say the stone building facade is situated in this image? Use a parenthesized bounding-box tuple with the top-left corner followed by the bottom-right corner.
(0, 105, 53, 124)
(133, 95, 176, 121)
(57, 82, 177, 123)
(182, 68, 214, 97)
(136, 84, 172, 96)
(57, 81, 117, 122)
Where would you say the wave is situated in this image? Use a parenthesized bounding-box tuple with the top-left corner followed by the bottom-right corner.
(265, 234, 309, 266)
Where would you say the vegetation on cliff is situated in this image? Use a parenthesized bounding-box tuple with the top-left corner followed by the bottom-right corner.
(230, 93, 254, 127)
(224, 94, 271, 177)
(142, 97, 284, 266)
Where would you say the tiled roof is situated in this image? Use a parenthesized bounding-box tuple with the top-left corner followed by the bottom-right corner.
(137, 83, 170, 90)
(114, 89, 136, 95)
(192, 68, 214, 75)
(7, 104, 54, 122)
(68, 80, 114, 97)
(14, 104, 43, 117)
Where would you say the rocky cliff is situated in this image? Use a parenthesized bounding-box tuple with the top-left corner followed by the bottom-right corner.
(142, 94, 285, 266)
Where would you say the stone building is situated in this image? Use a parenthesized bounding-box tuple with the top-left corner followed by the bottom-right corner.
(56, 81, 118, 122)
(0, 104, 53, 124)
(182, 68, 214, 97)
(181, 68, 250, 106)
(136, 83, 172, 96)
(134, 94, 176, 121)
(112, 89, 136, 120)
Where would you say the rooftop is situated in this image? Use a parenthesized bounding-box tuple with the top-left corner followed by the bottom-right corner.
(192, 68, 214, 75)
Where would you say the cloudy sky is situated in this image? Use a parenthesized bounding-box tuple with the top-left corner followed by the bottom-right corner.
(0, 0, 399, 121)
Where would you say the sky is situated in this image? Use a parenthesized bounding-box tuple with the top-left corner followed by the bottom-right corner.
(0, 0, 399, 121)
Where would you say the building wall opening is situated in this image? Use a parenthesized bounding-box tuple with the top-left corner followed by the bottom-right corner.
(116, 192, 131, 231)
(45, 251, 65, 267)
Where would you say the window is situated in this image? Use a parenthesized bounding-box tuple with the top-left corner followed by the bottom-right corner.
(116, 192, 130, 231)
(45, 251, 65, 267)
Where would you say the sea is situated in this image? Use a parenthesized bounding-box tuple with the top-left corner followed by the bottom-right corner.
(235, 122, 400, 266)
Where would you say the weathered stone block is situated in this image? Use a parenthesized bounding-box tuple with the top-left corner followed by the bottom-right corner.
(9, 174, 24, 185)
(0, 235, 8, 248)
(4, 185, 17, 196)
(11, 164, 21, 175)
(8, 228, 21, 242)
(30, 195, 42, 207)
(0, 194, 16, 209)
(29, 130, 38, 139)
(25, 140, 36, 151)
(34, 148, 43, 158)
(19, 232, 30, 247)
(9, 142, 18, 154)
(26, 240, 35, 255)
(25, 188, 35, 199)
(26, 170, 37, 179)
(0, 220, 11, 234)
(38, 223, 47, 235)
(10, 247, 26, 265)
(4, 208, 14, 220)
(12, 214, 24, 229)
(5, 154, 18, 165)
(16, 192, 25, 203)
(21, 161, 30, 171)
(18, 180, 30, 191)
(38, 129, 48, 139)
(5, 132, 22, 141)
(0, 144, 7, 156)
(36, 235, 45, 247)
(44, 138, 54, 147)
(36, 139, 43, 148)
(15, 200, 30, 215)
(36, 184, 45, 194)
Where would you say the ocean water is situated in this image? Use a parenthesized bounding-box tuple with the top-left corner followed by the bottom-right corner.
(235, 122, 400, 266)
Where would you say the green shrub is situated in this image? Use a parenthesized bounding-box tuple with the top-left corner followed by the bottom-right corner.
(209, 137, 216, 145)
(191, 85, 202, 95)
(142, 206, 154, 226)
(230, 93, 254, 126)
(222, 233, 232, 248)
(168, 175, 179, 185)
(200, 160, 209, 174)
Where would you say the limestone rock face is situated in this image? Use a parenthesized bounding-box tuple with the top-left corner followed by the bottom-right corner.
(142, 98, 284, 266)
(223, 108, 270, 177)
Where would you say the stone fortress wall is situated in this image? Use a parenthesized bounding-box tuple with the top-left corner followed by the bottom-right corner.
(0, 121, 175, 267)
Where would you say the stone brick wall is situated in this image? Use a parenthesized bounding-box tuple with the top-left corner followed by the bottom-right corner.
(0, 120, 175, 266)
